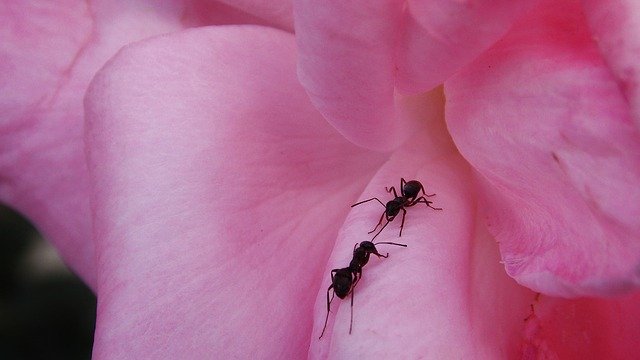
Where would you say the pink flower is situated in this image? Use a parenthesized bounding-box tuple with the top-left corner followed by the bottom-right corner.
(2, 0, 639, 358)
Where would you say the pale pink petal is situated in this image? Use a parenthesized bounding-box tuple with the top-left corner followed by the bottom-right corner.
(396, 0, 538, 94)
(85, 26, 385, 358)
(446, 0, 640, 297)
(582, 0, 640, 129)
(310, 90, 536, 358)
(294, 0, 413, 151)
(0, 0, 281, 288)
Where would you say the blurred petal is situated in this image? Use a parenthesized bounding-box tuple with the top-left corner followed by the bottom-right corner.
(310, 89, 536, 358)
(396, 0, 538, 94)
(582, 0, 640, 129)
(294, 0, 411, 151)
(85, 26, 384, 358)
(446, 0, 640, 297)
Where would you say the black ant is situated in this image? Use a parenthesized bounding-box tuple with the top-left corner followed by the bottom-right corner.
(319, 240, 406, 339)
(351, 178, 442, 240)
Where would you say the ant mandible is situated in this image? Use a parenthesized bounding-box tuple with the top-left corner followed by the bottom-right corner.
(318, 240, 406, 339)
(351, 178, 442, 240)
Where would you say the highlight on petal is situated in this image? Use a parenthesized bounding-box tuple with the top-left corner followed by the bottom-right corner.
(396, 0, 539, 94)
(309, 110, 536, 358)
(85, 25, 385, 358)
(294, 0, 413, 151)
(582, 0, 640, 129)
(446, 0, 640, 297)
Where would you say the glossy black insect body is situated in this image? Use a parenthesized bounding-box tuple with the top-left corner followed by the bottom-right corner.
(319, 241, 406, 339)
(351, 178, 442, 240)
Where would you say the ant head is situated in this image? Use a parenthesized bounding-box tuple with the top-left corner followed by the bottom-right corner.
(359, 241, 376, 251)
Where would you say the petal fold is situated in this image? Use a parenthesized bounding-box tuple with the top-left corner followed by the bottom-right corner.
(85, 25, 384, 358)
(446, 0, 640, 297)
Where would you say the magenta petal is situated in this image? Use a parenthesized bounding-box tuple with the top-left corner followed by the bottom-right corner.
(446, 1, 640, 296)
(294, 0, 414, 151)
(522, 292, 640, 357)
(85, 26, 384, 358)
(396, 0, 538, 94)
(583, 0, 640, 129)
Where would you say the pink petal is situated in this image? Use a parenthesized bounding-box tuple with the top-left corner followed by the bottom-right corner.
(396, 0, 538, 94)
(582, 0, 640, 129)
(85, 26, 384, 358)
(294, 0, 413, 151)
(0, 0, 286, 288)
(446, 0, 640, 297)
(1, 0, 98, 287)
(212, 0, 294, 31)
(522, 292, 640, 357)
(310, 91, 536, 358)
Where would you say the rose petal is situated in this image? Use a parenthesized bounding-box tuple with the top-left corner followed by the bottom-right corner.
(0, 0, 284, 288)
(396, 0, 538, 94)
(522, 292, 640, 357)
(310, 90, 536, 358)
(446, 0, 640, 296)
(85, 26, 385, 358)
(294, 0, 412, 151)
(583, 0, 640, 129)
(212, 0, 294, 31)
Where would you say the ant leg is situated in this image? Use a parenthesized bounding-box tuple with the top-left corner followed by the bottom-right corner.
(370, 249, 389, 259)
(417, 181, 436, 197)
(319, 284, 335, 339)
(398, 208, 407, 237)
(385, 186, 399, 198)
(349, 287, 355, 334)
(351, 197, 385, 208)
(370, 219, 390, 241)
(368, 211, 386, 234)
(412, 197, 442, 210)
(400, 178, 407, 197)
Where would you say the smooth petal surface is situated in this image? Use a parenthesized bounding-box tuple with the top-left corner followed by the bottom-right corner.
(582, 0, 640, 129)
(294, 0, 412, 151)
(446, 0, 640, 297)
(396, 0, 539, 94)
(85, 26, 384, 358)
(310, 91, 536, 358)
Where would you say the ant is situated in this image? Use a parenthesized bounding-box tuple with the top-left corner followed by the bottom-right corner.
(351, 178, 442, 240)
(319, 240, 406, 339)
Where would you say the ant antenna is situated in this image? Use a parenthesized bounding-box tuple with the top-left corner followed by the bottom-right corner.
(373, 241, 407, 247)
